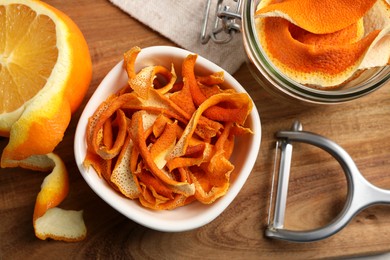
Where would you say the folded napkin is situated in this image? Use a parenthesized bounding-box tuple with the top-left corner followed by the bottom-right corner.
(109, 0, 246, 74)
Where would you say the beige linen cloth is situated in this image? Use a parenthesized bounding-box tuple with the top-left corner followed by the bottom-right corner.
(109, 0, 246, 74)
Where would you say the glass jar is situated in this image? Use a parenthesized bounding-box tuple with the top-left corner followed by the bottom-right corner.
(241, 0, 390, 105)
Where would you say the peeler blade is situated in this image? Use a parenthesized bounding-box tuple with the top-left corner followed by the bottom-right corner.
(268, 139, 293, 229)
(267, 121, 302, 230)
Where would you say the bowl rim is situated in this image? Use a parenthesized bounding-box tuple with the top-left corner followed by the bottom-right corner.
(74, 45, 261, 232)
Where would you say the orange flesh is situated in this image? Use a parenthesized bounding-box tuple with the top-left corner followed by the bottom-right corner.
(0, 4, 58, 113)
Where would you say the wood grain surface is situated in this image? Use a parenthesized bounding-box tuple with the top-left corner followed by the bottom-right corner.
(1, 0, 390, 259)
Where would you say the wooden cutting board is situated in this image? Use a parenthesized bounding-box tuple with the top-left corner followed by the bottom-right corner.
(1, 0, 390, 259)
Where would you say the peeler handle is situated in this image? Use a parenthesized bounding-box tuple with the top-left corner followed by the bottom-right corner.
(266, 125, 390, 242)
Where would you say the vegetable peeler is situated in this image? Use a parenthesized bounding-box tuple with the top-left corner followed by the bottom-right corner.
(266, 121, 390, 242)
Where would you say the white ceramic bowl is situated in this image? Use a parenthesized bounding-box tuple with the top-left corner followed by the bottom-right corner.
(74, 46, 261, 232)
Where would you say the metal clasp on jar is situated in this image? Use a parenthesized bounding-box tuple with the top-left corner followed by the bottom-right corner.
(200, 0, 242, 44)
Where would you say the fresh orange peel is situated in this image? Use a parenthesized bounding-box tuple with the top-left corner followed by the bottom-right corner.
(0, 152, 87, 241)
(84, 46, 254, 210)
(255, 0, 390, 88)
(29, 153, 86, 242)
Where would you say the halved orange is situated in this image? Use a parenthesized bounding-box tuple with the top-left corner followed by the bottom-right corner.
(0, 0, 92, 161)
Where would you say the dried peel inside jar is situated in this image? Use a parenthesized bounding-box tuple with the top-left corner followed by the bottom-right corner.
(255, 0, 390, 89)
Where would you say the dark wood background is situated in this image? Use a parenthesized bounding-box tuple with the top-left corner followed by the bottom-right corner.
(1, 0, 390, 259)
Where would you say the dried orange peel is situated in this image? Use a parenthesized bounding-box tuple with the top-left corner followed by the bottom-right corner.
(84, 46, 253, 210)
(255, 0, 390, 88)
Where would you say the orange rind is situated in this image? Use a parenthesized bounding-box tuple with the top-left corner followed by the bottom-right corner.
(129, 110, 196, 197)
(255, 0, 390, 88)
(34, 207, 86, 242)
(110, 135, 140, 199)
(32, 153, 86, 242)
(83, 46, 254, 210)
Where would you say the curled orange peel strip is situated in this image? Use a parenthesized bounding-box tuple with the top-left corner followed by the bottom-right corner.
(32, 153, 86, 241)
(83, 150, 111, 180)
(130, 110, 195, 196)
(133, 88, 189, 122)
(187, 124, 235, 204)
(128, 66, 158, 99)
(150, 121, 179, 169)
(152, 114, 173, 138)
(130, 144, 140, 174)
(154, 64, 177, 95)
(169, 78, 197, 115)
(255, 0, 377, 34)
(230, 123, 254, 136)
(87, 93, 138, 158)
(169, 92, 252, 160)
(182, 54, 208, 107)
(136, 166, 195, 210)
(199, 151, 234, 204)
(128, 66, 222, 139)
(134, 87, 222, 141)
(111, 135, 140, 199)
(33, 153, 70, 221)
(260, 18, 381, 76)
(289, 19, 365, 46)
(214, 122, 233, 155)
(0, 151, 86, 241)
(138, 188, 190, 210)
(166, 143, 213, 172)
(137, 169, 175, 200)
(199, 83, 230, 99)
(126, 49, 177, 99)
(96, 109, 128, 160)
(182, 54, 253, 123)
(124, 46, 141, 79)
(196, 71, 225, 86)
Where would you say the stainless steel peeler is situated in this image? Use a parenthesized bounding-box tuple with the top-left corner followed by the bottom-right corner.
(266, 121, 390, 242)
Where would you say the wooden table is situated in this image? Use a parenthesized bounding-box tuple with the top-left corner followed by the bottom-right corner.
(1, 0, 390, 259)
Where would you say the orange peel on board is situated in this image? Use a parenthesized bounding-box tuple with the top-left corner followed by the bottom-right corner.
(255, 0, 390, 88)
(84, 46, 254, 210)
(33, 153, 87, 242)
